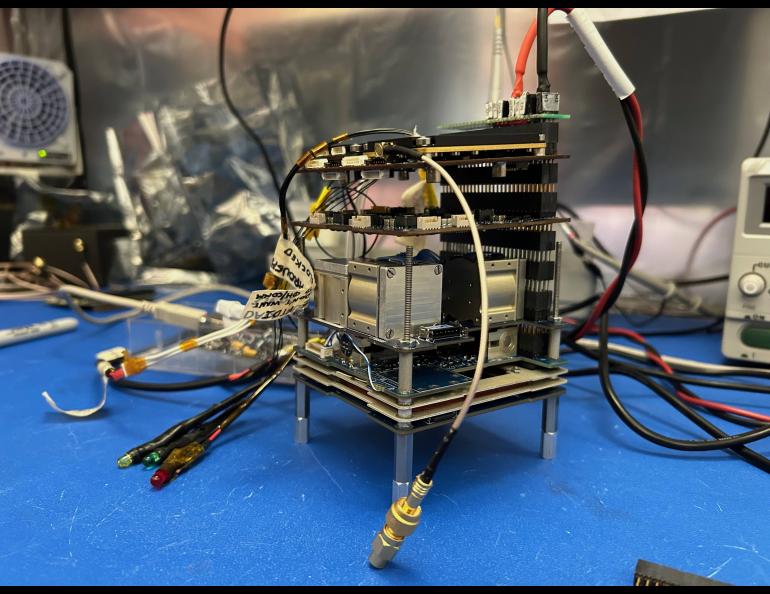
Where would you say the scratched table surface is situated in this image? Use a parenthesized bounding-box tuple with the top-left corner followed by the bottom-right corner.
(0, 300, 768, 586)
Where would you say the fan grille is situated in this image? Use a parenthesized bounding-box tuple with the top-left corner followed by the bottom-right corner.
(0, 59, 69, 149)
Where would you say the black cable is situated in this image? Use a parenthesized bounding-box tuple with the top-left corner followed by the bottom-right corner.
(279, 163, 301, 238)
(420, 428, 457, 484)
(219, 8, 283, 197)
(572, 336, 770, 382)
(283, 130, 415, 237)
(111, 366, 260, 392)
(314, 236, 337, 260)
(673, 274, 728, 286)
(590, 315, 770, 450)
(596, 101, 648, 309)
(568, 366, 766, 430)
(570, 359, 770, 396)
(145, 419, 219, 466)
(573, 316, 770, 392)
(636, 318, 723, 337)
(753, 111, 770, 158)
(568, 98, 648, 339)
(557, 203, 614, 256)
(124, 361, 273, 458)
(565, 357, 770, 473)
(561, 293, 601, 315)
(536, 7, 550, 93)
(114, 375, 231, 392)
(61, 8, 88, 181)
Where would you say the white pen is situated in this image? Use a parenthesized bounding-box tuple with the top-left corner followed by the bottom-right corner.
(0, 317, 79, 348)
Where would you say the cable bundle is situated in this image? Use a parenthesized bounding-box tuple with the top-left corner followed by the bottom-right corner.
(116, 349, 294, 488)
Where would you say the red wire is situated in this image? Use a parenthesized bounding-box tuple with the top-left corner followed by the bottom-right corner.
(512, 7, 570, 97)
(683, 206, 737, 275)
(586, 324, 770, 424)
(572, 93, 644, 340)
(511, 9, 644, 340)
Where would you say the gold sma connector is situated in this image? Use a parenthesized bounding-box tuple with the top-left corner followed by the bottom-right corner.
(368, 475, 432, 569)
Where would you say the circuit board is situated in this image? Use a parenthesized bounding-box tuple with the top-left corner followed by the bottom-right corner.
(297, 347, 564, 399)
(292, 216, 569, 236)
(439, 113, 571, 131)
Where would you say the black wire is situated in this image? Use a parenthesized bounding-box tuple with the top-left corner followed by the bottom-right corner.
(125, 361, 274, 458)
(283, 130, 414, 237)
(753, 111, 770, 158)
(568, 367, 766, 430)
(569, 358, 770, 396)
(572, 334, 770, 381)
(148, 419, 219, 465)
(536, 7, 550, 93)
(314, 236, 337, 260)
(61, 8, 88, 180)
(637, 318, 723, 337)
(420, 428, 457, 484)
(568, 97, 648, 339)
(566, 356, 770, 472)
(561, 293, 601, 314)
(673, 274, 728, 286)
(219, 7, 282, 197)
(279, 163, 301, 238)
(590, 315, 770, 450)
(572, 316, 770, 392)
(113, 373, 240, 392)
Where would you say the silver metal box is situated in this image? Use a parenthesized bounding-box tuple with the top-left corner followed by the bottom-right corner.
(347, 260, 443, 340)
(314, 258, 349, 328)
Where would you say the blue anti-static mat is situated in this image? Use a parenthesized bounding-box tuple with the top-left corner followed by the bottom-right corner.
(0, 301, 768, 585)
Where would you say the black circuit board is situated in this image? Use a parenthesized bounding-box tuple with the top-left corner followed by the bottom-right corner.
(292, 215, 567, 236)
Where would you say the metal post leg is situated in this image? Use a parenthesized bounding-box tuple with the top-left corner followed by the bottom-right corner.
(294, 379, 310, 444)
(540, 395, 559, 459)
(392, 432, 413, 502)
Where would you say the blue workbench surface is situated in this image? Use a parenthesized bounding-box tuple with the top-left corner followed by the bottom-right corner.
(0, 301, 768, 586)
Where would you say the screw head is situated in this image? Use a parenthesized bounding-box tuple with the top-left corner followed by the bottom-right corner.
(434, 265, 442, 275)
(385, 329, 394, 339)
(386, 268, 396, 278)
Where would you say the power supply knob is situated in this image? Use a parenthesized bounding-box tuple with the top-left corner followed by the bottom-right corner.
(738, 273, 766, 297)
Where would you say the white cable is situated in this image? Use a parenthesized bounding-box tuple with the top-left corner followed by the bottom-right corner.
(420, 156, 489, 431)
(563, 231, 719, 318)
(59, 284, 206, 330)
(160, 284, 251, 302)
(19, 176, 111, 201)
(576, 337, 770, 379)
(566, 8, 635, 100)
(488, 8, 504, 103)
(143, 319, 253, 365)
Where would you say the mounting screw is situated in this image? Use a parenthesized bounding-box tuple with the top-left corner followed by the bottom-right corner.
(434, 265, 442, 275)
(386, 329, 394, 339)
(386, 268, 396, 278)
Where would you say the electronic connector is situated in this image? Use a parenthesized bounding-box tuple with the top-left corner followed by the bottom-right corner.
(369, 474, 432, 569)
(418, 322, 467, 342)
(633, 559, 730, 587)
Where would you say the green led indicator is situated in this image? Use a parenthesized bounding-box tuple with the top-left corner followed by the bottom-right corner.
(37, 149, 47, 158)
